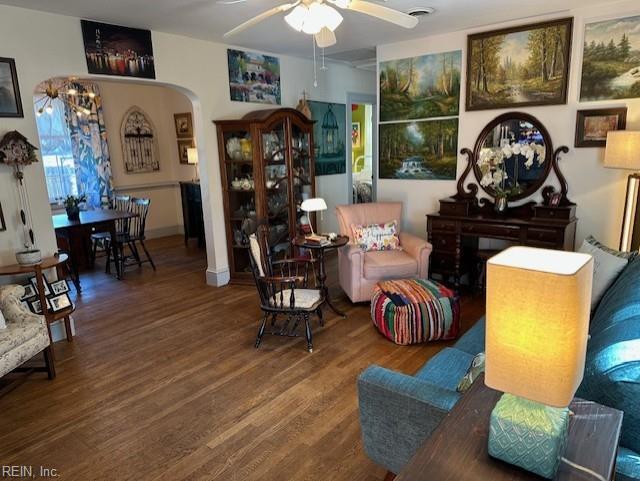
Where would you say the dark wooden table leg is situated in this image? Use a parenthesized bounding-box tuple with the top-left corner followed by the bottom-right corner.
(318, 248, 345, 318)
(109, 220, 122, 279)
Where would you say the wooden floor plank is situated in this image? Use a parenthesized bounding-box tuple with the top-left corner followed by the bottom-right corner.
(0, 236, 484, 480)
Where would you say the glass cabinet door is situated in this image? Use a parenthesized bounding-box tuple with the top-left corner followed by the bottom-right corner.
(222, 128, 256, 274)
(291, 122, 313, 234)
(261, 121, 290, 257)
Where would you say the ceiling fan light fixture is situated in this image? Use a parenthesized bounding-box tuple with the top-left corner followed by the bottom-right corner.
(284, 4, 308, 31)
(319, 3, 343, 31)
(315, 26, 337, 48)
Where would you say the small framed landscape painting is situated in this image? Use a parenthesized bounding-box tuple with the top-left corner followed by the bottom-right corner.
(466, 18, 573, 111)
(580, 14, 640, 101)
(81, 20, 155, 79)
(575, 108, 627, 147)
(0, 57, 23, 118)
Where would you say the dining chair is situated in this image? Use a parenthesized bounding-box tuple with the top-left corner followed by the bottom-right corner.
(90, 195, 131, 269)
(106, 197, 155, 275)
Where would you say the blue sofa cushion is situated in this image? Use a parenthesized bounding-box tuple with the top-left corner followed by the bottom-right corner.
(415, 347, 475, 391)
(453, 316, 486, 355)
(577, 256, 640, 455)
(617, 448, 640, 481)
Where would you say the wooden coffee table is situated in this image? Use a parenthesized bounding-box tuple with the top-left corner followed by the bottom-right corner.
(394, 375, 623, 481)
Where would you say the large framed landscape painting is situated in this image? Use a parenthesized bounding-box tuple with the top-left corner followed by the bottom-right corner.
(580, 14, 640, 101)
(227, 49, 281, 105)
(380, 50, 461, 121)
(466, 18, 573, 111)
(81, 20, 156, 79)
(309, 101, 346, 175)
(379, 118, 458, 180)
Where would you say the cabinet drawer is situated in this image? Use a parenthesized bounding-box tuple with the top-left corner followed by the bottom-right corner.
(461, 223, 520, 240)
(527, 228, 561, 245)
(430, 233, 458, 253)
(430, 219, 458, 232)
(430, 253, 457, 272)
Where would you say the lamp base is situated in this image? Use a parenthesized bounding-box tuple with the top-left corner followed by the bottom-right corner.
(488, 393, 570, 479)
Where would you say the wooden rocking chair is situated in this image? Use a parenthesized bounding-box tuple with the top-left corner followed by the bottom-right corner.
(248, 225, 324, 353)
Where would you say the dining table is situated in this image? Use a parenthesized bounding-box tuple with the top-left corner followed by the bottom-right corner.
(52, 209, 138, 280)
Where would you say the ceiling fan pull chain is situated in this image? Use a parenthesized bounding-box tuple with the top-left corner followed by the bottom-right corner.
(313, 37, 318, 87)
(321, 48, 328, 71)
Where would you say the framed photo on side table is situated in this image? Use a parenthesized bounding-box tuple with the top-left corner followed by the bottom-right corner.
(575, 108, 627, 147)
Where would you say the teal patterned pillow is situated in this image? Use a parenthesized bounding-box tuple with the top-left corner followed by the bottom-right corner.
(456, 352, 485, 393)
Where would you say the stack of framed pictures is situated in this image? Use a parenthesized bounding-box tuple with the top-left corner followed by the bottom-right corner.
(20, 277, 73, 315)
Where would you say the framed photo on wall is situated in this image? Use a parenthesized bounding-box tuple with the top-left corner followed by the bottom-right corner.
(0, 57, 23, 118)
(177, 138, 195, 164)
(575, 107, 627, 147)
(0, 202, 5, 231)
(174, 112, 193, 138)
(351, 122, 361, 149)
(466, 18, 573, 111)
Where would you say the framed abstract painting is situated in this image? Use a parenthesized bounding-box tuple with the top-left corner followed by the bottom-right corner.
(575, 107, 627, 147)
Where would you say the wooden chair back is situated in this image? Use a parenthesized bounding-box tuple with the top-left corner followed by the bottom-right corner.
(129, 197, 151, 240)
(112, 195, 131, 234)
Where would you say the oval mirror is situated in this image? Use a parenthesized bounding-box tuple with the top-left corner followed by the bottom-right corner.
(473, 113, 553, 201)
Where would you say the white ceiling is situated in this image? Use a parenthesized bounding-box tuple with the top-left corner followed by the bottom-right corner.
(0, 0, 608, 59)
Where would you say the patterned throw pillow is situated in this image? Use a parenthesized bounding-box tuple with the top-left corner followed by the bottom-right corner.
(456, 352, 485, 393)
(579, 236, 636, 310)
(351, 221, 401, 252)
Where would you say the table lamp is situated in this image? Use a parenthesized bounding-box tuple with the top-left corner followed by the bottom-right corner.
(485, 247, 593, 479)
(187, 147, 199, 181)
(604, 131, 640, 251)
(300, 197, 327, 236)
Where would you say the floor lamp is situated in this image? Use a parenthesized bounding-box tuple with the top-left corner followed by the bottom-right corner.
(604, 131, 640, 252)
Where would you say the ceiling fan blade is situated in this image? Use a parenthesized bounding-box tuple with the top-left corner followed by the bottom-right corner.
(224, 2, 297, 37)
(346, 0, 418, 29)
(217, 0, 248, 5)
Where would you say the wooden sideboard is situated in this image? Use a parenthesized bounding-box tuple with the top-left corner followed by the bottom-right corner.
(427, 203, 577, 288)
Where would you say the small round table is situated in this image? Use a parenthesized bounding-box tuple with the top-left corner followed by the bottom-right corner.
(293, 235, 349, 317)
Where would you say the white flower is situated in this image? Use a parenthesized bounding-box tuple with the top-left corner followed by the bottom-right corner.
(520, 144, 532, 158)
(524, 158, 534, 169)
(493, 169, 507, 184)
(502, 144, 513, 159)
(511, 143, 521, 156)
(480, 172, 493, 187)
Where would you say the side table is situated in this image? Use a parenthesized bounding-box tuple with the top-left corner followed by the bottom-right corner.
(0, 253, 76, 344)
(395, 375, 623, 481)
(292, 235, 349, 317)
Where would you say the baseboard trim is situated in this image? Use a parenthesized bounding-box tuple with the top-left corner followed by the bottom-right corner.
(206, 267, 230, 287)
(145, 225, 185, 239)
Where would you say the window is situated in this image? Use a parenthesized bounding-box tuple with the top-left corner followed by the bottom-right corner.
(34, 97, 77, 204)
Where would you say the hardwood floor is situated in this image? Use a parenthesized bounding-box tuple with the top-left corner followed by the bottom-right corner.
(0, 236, 485, 481)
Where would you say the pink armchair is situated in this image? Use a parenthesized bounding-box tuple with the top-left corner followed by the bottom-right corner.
(336, 202, 432, 303)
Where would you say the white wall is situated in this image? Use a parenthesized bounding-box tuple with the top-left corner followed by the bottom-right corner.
(97, 80, 194, 238)
(0, 4, 374, 285)
(378, 0, 640, 249)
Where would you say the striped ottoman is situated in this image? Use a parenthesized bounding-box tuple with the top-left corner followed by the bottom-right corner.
(371, 278, 460, 345)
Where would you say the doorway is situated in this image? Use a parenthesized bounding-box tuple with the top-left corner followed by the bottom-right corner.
(346, 93, 376, 204)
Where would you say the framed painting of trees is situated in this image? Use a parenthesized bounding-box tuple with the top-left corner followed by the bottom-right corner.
(580, 14, 640, 101)
(379, 118, 459, 180)
(380, 51, 461, 121)
(466, 18, 573, 111)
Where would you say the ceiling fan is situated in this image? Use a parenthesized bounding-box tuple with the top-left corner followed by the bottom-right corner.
(220, 0, 419, 48)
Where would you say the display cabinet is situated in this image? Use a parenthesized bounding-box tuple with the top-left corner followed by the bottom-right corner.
(215, 108, 315, 284)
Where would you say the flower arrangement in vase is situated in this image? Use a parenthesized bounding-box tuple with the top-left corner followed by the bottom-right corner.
(0, 131, 42, 265)
(478, 141, 546, 212)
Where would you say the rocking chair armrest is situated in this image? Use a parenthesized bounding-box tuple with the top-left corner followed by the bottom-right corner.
(261, 275, 305, 284)
(272, 258, 314, 266)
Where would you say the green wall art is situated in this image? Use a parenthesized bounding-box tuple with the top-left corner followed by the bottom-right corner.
(580, 14, 640, 101)
(309, 100, 346, 176)
(379, 50, 461, 122)
(379, 118, 459, 180)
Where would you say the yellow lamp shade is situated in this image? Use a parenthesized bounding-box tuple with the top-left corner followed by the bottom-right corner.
(187, 148, 198, 165)
(604, 131, 640, 170)
(485, 247, 593, 408)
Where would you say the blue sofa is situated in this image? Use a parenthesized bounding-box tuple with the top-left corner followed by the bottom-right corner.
(358, 257, 640, 480)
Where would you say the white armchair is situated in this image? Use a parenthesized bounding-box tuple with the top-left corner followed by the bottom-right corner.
(0, 285, 55, 381)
